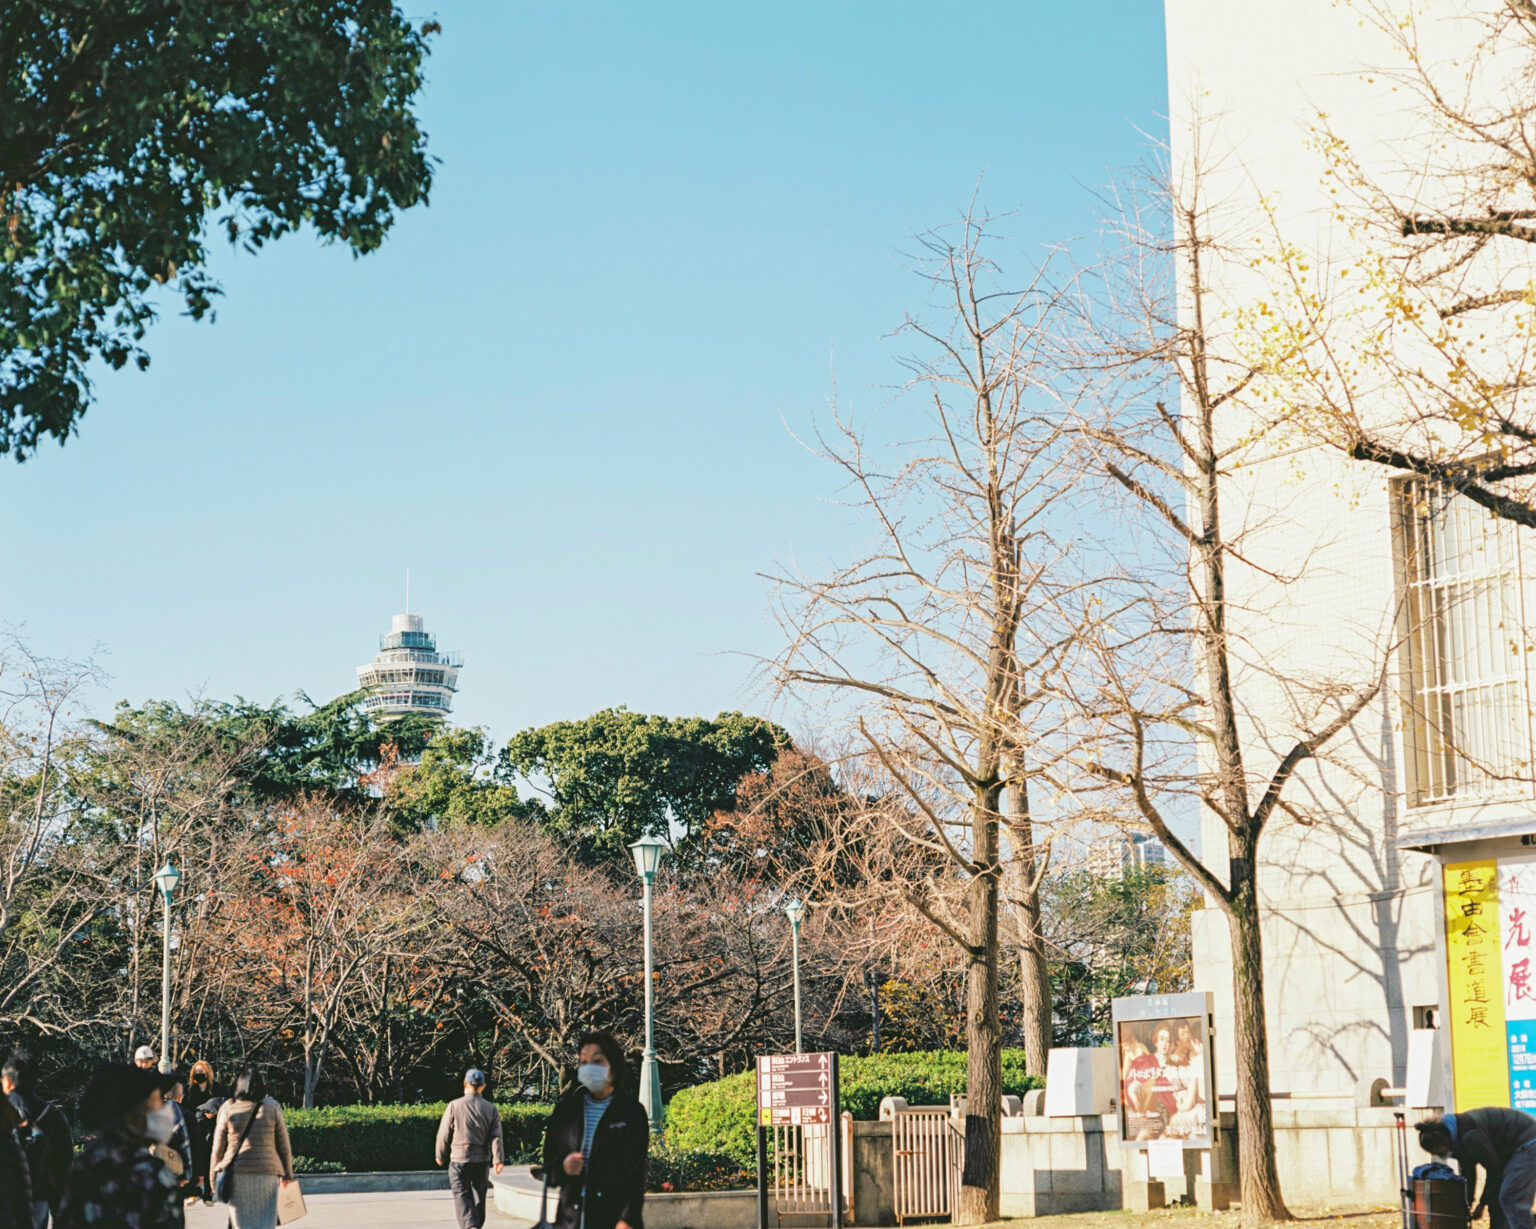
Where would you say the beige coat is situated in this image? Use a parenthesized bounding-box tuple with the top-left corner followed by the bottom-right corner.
(209, 1096, 296, 1181)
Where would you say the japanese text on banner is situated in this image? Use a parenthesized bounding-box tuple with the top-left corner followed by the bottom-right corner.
(1500, 857, 1536, 1111)
(1447, 860, 1508, 1109)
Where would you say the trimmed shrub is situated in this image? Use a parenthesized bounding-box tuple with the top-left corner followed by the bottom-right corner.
(664, 1050, 1042, 1168)
(283, 1103, 550, 1172)
(292, 1156, 346, 1174)
(647, 1139, 753, 1192)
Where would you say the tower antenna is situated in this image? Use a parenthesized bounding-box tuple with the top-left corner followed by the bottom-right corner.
(405, 569, 410, 615)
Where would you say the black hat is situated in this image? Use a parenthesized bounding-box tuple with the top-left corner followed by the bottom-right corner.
(77, 1062, 166, 1129)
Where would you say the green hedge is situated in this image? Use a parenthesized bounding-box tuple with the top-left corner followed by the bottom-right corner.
(647, 1139, 753, 1192)
(664, 1050, 1043, 1168)
(284, 1103, 550, 1172)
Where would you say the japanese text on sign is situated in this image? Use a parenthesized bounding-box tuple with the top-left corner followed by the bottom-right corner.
(757, 1052, 834, 1126)
(1446, 860, 1509, 1109)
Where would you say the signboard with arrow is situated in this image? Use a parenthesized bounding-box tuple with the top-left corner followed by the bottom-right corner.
(755, 1051, 843, 1229)
(757, 1051, 835, 1124)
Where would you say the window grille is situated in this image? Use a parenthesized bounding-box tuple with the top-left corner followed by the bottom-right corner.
(1397, 479, 1532, 805)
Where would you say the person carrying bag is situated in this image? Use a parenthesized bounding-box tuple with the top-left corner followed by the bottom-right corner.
(209, 1067, 298, 1229)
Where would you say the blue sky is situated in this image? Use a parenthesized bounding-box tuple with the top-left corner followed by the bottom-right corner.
(0, 3, 1169, 743)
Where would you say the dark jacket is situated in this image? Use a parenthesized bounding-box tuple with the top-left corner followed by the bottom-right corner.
(541, 1091, 648, 1229)
(1453, 1108, 1536, 1209)
(168, 1100, 197, 1182)
(8, 1090, 71, 1206)
(0, 1125, 31, 1229)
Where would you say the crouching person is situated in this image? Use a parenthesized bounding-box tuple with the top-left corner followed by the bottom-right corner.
(1418, 1109, 1536, 1229)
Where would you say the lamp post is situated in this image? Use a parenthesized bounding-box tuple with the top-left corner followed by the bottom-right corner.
(629, 835, 667, 1132)
(783, 897, 805, 1053)
(152, 862, 182, 1075)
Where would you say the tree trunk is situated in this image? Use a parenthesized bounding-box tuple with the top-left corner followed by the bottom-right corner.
(1018, 927, 1051, 1075)
(1008, 778, 1051, 1076)
(1226, 864, 1290, 1225)
(955, 803, 1002, 1226)
(303, 946, 319, 1109)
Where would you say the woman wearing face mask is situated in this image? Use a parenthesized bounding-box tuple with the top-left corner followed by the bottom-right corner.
(207, 1066, 296, 1229)
(540, 1030, 648, 1229)
(55, 1062, 183, 1229)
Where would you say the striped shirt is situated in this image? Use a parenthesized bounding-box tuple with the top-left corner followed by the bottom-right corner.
(581, 1095, 612, 1159)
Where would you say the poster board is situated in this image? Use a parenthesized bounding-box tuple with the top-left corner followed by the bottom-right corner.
(1111, 991, 1215, 1148)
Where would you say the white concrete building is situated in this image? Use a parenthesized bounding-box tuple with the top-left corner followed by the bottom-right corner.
(1164, 0, 1536, 1110)
(356, 611, 462, 719)
(1086, 833, 1168, 880)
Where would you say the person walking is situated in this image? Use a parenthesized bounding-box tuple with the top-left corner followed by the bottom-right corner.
(1419, 1109, 1536, 1229)
(163, 1075, 198, 1202)
(207, 1067, 296, 1229)
(55, 1062, 182, 1229)
(188, 1061, 216, 1103)
(3, 1050, 72, 1229)
(539, 1031, 648, 1229)
(189, 1062, 224, 1205)
(435, 1068, 506, 1229)
(0, 1094, 34, 1229)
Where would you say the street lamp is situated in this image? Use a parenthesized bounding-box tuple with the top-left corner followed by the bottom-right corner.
(152, 862, 182, 1075)
(629, 834, 667, 1132)
(784, 897, 805, 1053)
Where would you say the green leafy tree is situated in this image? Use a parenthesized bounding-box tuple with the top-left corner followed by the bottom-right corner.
(385, 726, 542, 833)
(1043, 864, 1198, 1048)
(0, 0, 435, 459)
(204, 691, 438, 802)
(500, 709, 789, 865)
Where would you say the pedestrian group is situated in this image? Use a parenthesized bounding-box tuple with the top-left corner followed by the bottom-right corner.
(0, 1030, 651, 1229)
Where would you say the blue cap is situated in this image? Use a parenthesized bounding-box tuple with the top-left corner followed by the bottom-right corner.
(464, 1068, 487, 1087)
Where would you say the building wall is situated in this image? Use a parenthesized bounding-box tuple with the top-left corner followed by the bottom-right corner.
(1164, 0, 1536, 1101)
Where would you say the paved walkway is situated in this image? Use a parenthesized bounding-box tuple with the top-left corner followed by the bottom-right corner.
(185, 1189, 512, 1227)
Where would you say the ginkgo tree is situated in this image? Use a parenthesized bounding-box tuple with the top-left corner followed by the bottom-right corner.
(1243, 0, 1536, 527)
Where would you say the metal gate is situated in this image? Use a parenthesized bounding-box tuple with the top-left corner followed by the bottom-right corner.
(886, 1104, 960, 1224)
(764, 1115, 853, 1224)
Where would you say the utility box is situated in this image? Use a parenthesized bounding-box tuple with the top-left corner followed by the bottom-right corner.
(1406, 1028, 1445, 1109)
(1044, 1046, 1118, 1117)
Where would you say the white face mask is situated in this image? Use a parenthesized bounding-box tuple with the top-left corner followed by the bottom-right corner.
(144, 1105, 177, 1144)
(577, 1063, 611, 1095)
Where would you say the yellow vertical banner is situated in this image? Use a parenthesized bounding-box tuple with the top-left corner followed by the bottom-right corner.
(1446, 860, 1510, 1109)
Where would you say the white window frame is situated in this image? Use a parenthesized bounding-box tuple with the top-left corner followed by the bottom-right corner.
(1394, 477, 1534, 806)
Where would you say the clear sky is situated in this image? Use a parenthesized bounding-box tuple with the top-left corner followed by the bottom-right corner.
(0, 3, 1169, 743)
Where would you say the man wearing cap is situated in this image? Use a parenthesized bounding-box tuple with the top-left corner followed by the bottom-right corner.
(134, 1045, 158, 1071)
(55, 1063, 182, 1229)
(436, 1068, 505, 1229)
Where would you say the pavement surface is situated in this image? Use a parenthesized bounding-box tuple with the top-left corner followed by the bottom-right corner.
(185, 1190, 492, 1227)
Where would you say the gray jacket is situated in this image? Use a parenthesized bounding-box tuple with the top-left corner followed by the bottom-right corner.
(436, 1094, 505, 1165)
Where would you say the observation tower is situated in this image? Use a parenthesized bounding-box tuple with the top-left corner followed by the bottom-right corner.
(356, 612, 462, 718)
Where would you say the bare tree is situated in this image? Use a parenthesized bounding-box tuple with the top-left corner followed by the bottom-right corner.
(1058, 151, 1391, 1224)
(211, 796, 425, 1107)
(0, 634, 110, 1036)
(770, 211, 1079, 1224)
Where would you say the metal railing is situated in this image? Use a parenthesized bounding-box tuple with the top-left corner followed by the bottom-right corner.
(886, 1105, 960, 1224)
(766, 1120, 835, 1221)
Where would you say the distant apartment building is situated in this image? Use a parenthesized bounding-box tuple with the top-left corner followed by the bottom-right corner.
(356, 611, 462, 719)
(1086, 833, 1168, 880)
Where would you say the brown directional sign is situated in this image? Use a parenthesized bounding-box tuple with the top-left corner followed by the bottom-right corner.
(756, 1051, 834, 1125)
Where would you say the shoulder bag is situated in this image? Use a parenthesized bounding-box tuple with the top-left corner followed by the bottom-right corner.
(213, 1101, 261, 1204)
